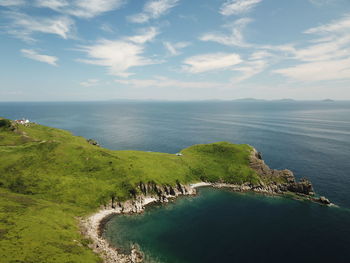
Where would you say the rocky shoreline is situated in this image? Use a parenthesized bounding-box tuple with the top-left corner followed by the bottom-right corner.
(80, 184, 198, 263)
(80, 148, 333, 263)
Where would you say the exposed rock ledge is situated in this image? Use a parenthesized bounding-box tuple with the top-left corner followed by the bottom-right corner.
(248, 148, 333, 205)
(80, 148, 333, 263)
(80, 184, 197, 263)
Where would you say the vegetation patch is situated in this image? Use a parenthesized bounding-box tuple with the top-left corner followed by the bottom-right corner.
(0, 118, 288, 262)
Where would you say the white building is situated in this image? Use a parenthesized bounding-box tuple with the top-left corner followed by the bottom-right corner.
(15, 119, 30, 125)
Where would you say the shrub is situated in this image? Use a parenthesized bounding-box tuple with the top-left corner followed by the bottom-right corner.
(0, 119, 12, 130)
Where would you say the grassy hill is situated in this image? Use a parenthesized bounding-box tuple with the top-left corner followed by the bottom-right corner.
(0, 118, 265, 262)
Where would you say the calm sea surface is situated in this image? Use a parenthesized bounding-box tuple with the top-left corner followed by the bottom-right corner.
(1, 101, 350, 262)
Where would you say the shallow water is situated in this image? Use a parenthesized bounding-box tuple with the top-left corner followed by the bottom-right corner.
(1, 100, 350, 262)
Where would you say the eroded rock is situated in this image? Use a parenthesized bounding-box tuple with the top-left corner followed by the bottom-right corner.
(249, 148, 331, 205)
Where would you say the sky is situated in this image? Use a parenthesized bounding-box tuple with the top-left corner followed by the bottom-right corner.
(0, 0, 350, 101)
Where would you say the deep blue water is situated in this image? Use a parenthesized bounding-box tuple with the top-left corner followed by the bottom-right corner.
(1, 100, 350, 262)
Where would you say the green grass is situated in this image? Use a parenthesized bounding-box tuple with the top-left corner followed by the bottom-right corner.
(0, 118, 286, 262)
(0, 188, 101, 263)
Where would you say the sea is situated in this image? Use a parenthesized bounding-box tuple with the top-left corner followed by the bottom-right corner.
(1, 100, 350, 262)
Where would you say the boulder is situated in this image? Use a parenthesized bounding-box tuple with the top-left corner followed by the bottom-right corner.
(318, 196, 331, 205)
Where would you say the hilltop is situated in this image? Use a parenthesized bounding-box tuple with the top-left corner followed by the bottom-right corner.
(0, 118, 326, 263)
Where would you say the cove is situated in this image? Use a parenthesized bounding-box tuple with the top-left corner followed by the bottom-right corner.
(103, 187, 350, 263)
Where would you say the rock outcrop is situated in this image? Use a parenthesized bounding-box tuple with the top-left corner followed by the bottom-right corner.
(87, 139, 100, 147)
(316, 196, 331, 205)
(249, 148, 315, 196)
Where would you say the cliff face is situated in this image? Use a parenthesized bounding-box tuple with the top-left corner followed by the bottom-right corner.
(249, 148, 331, 205)
(105, 182, 197, 213)
(249, 148, 314, 195)
(82, 183, 197, 263)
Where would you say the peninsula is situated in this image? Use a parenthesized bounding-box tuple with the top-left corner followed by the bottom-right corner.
(0, 118, 331, 263)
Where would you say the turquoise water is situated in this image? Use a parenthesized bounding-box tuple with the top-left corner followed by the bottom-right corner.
(104, 188, 350, 263)
(1, 100, 350, 262)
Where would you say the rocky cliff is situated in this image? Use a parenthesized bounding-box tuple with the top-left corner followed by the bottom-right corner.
(249, 148, 331, 205)
(81, 183, 197, 263)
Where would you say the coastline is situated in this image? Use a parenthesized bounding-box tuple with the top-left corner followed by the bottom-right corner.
(80, 149, 334, 263)
(80, 184, 198, 263)
(80, 182, 334, 263)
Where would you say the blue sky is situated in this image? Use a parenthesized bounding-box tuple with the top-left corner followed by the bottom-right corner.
(1, 0, 350, 101)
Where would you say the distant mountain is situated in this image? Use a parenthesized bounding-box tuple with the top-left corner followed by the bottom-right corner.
(275, 98, 296, 102)
(233, 98, 266, 102)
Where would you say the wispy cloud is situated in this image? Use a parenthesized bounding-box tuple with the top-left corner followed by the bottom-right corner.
(127, 27, 159, 44)
(200, 18, 252, 47)
(274, 58, 350, 82)
(304, 14, 350, 35)
(21, 49, 58, 66)
(34, 0, 67, 10)
(0, 0, 25, 6)
(249, 50, 273, 60)
(77, 28, 159, 77)
(183, 53, 242, 73)
(2, 11, 75, 41)
(100, 23, 115, 33)
(128, 0, 179, 23)
(274, 14, 350, 82)
(231, 51, 272, 82)
(220, 0, 262, 16)
(232, 59, 268, 82)
(115, 76, 228, 89)
(292, 35, 350, 62)
(35, 0, 125, 19)
(80, 79, 100, 87)
(308, 0, 336, 6)
(163, 41, 190, 56)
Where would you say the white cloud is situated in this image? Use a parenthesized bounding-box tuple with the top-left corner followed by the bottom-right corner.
(200, 18, 252, 47)
(78, 41, 151, 77)
(293, 35, 350, 62)
(227, 50, 272, 83)
(0, 0, 25, 6)
(304, 14, 350, 35)
(128, 0, 178, 23)
(35, 0, 68, 10)
(3, 11, 75, 41)
(35, 0, 125, 18)
(21, 49, 58, 66)
(249, 50, 273, 60)
(232, 59, 268, 82)
(80, 79, 100, 87)
(163, 41, 190, 56)
(274, 14, 350, 82)
(115, 76, 228, 89)
(100, 23, 115, 33)
(78, 28, 159, 77)
(274, 58, 350, 82)
(183, 53, 242, 74)
(127, 27, 158, 44)
(309, 0, 335, 6)
(220, 0, 262, 16)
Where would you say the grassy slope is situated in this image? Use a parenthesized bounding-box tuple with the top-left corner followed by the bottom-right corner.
(0, 118, 270, 263)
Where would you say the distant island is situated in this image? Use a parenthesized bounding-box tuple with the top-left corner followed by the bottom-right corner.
(0, 118, 332, 263)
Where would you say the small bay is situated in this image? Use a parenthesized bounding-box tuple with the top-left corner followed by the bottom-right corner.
(103, 188, 350, 263)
